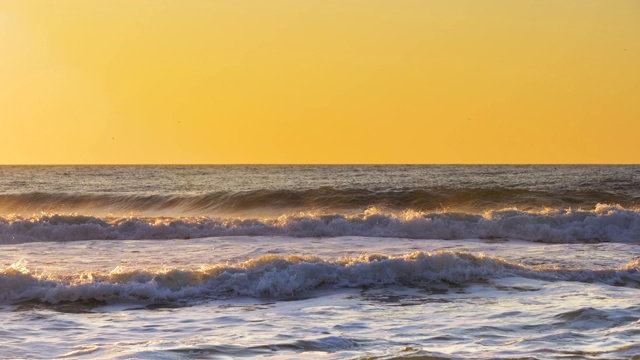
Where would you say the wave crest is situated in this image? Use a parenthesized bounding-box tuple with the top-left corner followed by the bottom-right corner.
(1, 205, 639, 244)
(2, 252, 638, 304)
(1, 187, 637, 215)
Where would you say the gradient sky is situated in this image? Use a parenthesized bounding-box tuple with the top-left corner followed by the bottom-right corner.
(1, 1, 638, 164)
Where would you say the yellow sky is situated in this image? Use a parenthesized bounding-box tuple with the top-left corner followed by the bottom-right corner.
(1, 0, 638, 164)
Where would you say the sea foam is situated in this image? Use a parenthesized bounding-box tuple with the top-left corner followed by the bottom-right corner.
(2, 251, 638, 304)
(1, 205, 639, 244)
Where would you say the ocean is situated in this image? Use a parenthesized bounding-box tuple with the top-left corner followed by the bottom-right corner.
(1, 165, 639, 359)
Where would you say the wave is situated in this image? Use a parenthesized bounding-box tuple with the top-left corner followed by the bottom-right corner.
(1, 205, 640, 244)
(0, 187, 637, 215)
(2, 251, 638, 304)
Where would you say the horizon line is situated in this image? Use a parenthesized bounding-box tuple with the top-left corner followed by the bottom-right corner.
(0, 163, 638, 166)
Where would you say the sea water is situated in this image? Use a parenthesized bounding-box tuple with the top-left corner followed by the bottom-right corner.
(1, 165, 639, 359)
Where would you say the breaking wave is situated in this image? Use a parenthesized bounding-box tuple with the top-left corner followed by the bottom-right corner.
(1, 204, 639, 244)
(2, 251, 638, 304)
(0, 187, 638, 215)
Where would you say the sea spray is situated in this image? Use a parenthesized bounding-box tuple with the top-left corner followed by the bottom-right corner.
(2, 205, 640, 243)
(2, 251, 638, 304)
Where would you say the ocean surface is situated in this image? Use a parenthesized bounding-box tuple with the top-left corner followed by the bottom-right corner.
(1, 165, 639, 359)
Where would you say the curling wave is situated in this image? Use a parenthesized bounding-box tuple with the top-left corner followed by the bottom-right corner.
(0, 187, 638, 215)
(0, 204, 639, 244)
(2, 252, 638, 304)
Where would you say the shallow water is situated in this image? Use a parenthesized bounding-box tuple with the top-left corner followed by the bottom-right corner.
(2, 236, 639, 359)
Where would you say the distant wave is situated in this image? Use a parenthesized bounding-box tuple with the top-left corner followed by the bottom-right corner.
(0, 187, 638, 215)
(2, 251, 638, 304)
(1, 204, 639, 244)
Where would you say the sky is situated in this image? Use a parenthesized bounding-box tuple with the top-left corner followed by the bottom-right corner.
(1, 0, 638, 164)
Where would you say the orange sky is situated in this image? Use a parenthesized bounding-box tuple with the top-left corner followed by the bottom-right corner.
(1, 0, 638, 164)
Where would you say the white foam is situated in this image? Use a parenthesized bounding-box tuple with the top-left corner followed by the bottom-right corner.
(1, 205, 640, 244)
(2, 251, 638, 304)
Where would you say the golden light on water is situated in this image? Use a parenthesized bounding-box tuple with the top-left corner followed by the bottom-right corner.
(1, 1, 639, 164)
